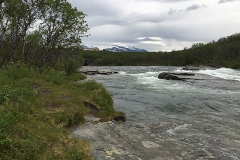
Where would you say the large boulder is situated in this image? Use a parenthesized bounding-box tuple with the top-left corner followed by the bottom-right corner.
(158, 72, 195, 81)
(164, 74, 182, 80)
(158, 72, 169, 79)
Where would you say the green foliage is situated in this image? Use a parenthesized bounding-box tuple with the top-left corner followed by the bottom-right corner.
(55, 49, 84, 75)
(0, 104, 16, 134)
(54, 110, 85, 127)
(65, 60, 77, 76)
(4, 65, 34, 80)
(67, 72, 86, 82)
(0, 0, 89, 69)
(42, 69, 67, 85)
(81, 80, 115, 118)
(0, 86, 13, 104)
(66, 150, 85, 160)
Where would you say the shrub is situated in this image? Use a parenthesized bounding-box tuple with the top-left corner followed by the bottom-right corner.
(42, 69, 66, 85)
(6, 65, 33, 80)
(65, 60, 77, 76)
(0, 86, 14, 104)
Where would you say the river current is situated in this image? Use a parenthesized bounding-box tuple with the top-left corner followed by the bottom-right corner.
(73, 66, 240, 160)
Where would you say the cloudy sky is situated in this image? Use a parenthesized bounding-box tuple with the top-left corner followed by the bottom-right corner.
(68, 0, 240, 51)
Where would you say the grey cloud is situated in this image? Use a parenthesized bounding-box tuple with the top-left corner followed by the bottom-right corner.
(168, 4, 206, 15)
(219, 0, 239, 3)
(69, 0, 189, 28)
(70, 1, 166, 28)
(85, 28, 139, 44)
(90, 12, 166, 27)
(87, 16, 127, 28)
(148, 0, 192, 2)
(168, 8, 178, 15)
(69, 1, 126, 28)
(168, 8, 183, 15)
(129, 13, 166, 24)
(186, 4, 206, 11)
(70, 1, 117, 16)
(125, 21, 213, 43)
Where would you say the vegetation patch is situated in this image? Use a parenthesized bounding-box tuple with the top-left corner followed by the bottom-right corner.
(0, 65, 125, 159)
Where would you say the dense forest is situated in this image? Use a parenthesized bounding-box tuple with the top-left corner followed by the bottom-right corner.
(82, 33, 240, 69)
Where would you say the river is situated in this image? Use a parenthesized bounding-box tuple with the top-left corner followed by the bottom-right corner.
(72, 66, 240, 160)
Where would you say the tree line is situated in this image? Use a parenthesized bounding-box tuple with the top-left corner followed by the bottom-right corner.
(82, 33, 240, 69)
(0, 0, 89, 69)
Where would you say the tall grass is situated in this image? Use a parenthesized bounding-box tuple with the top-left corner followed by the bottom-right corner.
(0, 66, 91, 160)
(0, 65, 124, 159)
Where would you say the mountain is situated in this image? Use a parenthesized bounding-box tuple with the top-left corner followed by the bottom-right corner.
(104, 45, 148, 52)
(80, 44, 94, 49)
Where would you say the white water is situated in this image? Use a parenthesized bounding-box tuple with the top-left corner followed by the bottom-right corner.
(125, 67, 240, 94)
(197, 67, 240, 81)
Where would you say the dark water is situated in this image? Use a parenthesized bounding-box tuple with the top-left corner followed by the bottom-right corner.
(73, 66, 240, 159)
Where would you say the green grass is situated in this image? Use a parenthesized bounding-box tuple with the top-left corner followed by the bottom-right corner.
(0, 65, 125, 159)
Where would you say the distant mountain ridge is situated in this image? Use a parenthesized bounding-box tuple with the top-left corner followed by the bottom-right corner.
(104, 45, 148, 52)
(80, 44, 148, 52)
(80, 44, 94, 49)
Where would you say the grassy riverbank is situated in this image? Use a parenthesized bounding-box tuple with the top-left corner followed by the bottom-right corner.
(0, 65, 124, 159)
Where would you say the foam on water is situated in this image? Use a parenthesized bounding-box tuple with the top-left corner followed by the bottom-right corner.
(174, 67, 240, 81)
(166, 124, 192, 135)
(196, 68, 240, 81)
(118, 71, 127, 75)
(127, 69, 239, 94)
(134, 71, 201, 93)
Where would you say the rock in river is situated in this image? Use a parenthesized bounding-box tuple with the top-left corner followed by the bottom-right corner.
(158, 72, 195, 81)
(79, 68, 118, 75)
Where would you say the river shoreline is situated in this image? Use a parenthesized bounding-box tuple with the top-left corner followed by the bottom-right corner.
(73, 66, 240, 159)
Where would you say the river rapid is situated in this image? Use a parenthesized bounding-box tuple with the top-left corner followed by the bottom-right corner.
(72, 66, 240, 160)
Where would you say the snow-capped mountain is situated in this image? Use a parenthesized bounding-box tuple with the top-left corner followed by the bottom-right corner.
(104, 45, 148, 52)
(80, 44, 94, 49)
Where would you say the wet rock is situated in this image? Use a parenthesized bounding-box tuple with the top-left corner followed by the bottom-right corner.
(98, 70, 113, 75)
(106, 121, 113, 124)
(79, 68, 117, 75)
(114, 114, 126, 122)
(158, 72, 195, 81)
(165, 74, 183, 80)
(157, 72, 169, 79)
(141, 141, 160, 148)
(79, 69, 98, 75)
(72, 121, 240, 160)
(84, 115, 101, 123)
